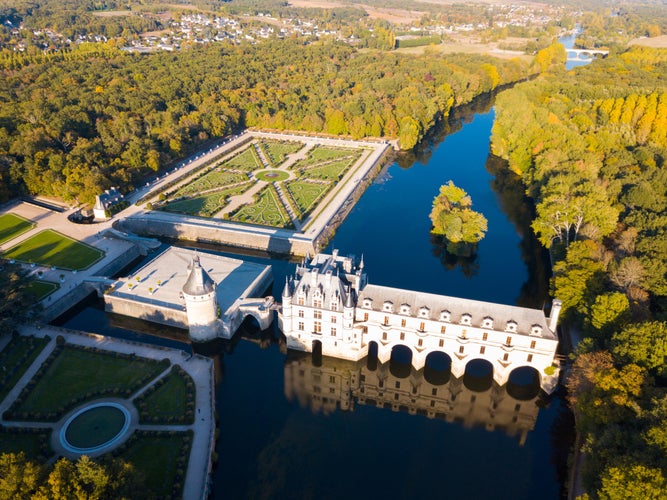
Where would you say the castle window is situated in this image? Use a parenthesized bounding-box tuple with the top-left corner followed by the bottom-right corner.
(331, 327, 337, 336)
(298, 322, 304, 331)
(400, 304, 410, 315)
(527, 354, 533, 362)
(418, 339, 423, 347)
(297, 297, 305, 306)
(331, 316, 337, 324)
(506, 336, 512, 346)
(482, 317, 494, 329)
(461, 329, 467, 339)
(382, 332, 387, 340)
(419, 307, 430, 318)
(400, 332, 405, 340)
(363, 313, 369, 322)
(395, 381, 400, 389)
(383, 316, 389, 326)
(506, 321, 518, 333)
(314, 311, 322, 320)
(480, 346, 486, 354)
(314, 322, 321, 333)
(298, 309, 304, 318)
(331, 302, 338, 311)
(531, 325, 543, 336)
(460, 314, 472, 325)
(503, 353, 509, 361)
(313, 299, 322, 308)
(440, 325, 446, 333)
(439, 339, 444, 347)
(330, 376, 336, 383)
(459, 346, 464, 354)
(440, 310, 451, 322)
(401, 319, 406, 327)
(483, 332, 488, 341)
(432, 388, 437, 396)
(362, 326, 368, 333)
(530, 340, 536, 349)
(383, 301, 393, 312)
(419, 322, 425, 332)
(363, 298, 372, 309)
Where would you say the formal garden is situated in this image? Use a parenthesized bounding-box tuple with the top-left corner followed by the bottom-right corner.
(155, 136, 370, 229)
(0, 336, 200, 499)
(0, 213, 35, 245)
(3, 229, 104, 271)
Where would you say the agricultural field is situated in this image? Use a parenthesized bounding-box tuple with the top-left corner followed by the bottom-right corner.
(0, 213, 35, 245)
(3, 230, 104, 271)
(229, 185, 292, 228)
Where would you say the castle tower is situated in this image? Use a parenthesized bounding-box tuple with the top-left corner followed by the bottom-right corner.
(182, 254, 218, 342)
(281, 277, 293, 334)
(548, 299, 562, 333)
(343, 286, 355, 344)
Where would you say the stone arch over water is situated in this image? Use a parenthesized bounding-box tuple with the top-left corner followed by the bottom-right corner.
(424, 351, 452, 385)
(463, 358, 494, 392)
(507, 365, 541, 400)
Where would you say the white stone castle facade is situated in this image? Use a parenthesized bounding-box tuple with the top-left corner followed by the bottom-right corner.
(278, 250, 562, 394)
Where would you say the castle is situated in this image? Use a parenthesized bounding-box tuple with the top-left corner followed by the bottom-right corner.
(278, 250, 561, 394)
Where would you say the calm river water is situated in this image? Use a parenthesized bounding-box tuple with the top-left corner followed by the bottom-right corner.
(60, 98, 573, 499)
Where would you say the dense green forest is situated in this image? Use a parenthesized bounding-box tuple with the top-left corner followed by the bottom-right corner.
(491, 45, 667, 497)
(0, 38, 543, 204)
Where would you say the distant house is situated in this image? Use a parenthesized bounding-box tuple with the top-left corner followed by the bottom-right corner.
(93, 187, 124, 220)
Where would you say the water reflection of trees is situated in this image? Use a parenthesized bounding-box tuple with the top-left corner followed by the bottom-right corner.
(284, 351, 544, 446)
(430, 234, 480, 278)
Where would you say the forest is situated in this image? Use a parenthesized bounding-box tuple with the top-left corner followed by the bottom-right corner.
(491, 45, 667, 497)
(0, 37, 544, 205)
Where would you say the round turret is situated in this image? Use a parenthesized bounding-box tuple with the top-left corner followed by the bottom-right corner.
(182, 254, 218, 342)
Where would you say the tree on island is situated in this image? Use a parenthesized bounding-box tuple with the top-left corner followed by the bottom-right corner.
(429, 181, 487, 256)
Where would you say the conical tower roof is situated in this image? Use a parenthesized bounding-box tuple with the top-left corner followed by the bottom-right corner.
(182, 254, 216, 296)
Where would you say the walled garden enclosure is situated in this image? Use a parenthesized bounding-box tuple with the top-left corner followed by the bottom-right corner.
(155, 137, 371, 228)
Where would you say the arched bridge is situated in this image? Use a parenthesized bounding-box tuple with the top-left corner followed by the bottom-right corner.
(566, 48, 609, 62)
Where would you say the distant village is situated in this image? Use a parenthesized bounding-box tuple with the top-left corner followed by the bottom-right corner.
(2, 3, 568, 53)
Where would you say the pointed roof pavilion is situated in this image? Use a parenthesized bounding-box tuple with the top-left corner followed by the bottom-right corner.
(182, 253, 216, 296)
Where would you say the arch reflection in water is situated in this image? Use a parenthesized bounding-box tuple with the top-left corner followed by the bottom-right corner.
(284, 352, 542, 446)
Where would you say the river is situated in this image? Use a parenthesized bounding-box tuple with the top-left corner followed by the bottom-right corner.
(59, 97, 573, 499)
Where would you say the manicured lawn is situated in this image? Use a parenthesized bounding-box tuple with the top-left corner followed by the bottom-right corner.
(223, 147, 262, 171)
(301, 158, 355, 181)
(298, 145, 362, 167)
(65, 406, 127, 449)
(230, 185, 292, 228)
(0, 213, 35, 245)
(26, 280, 59, 300)
(163, 182, 254, 217)
(0, 335, 50, 404)
(286, 180, 330, 216)
(255, 169, 290, 182)
(174, 170, 248, 197)
(3, 230, 104, 271)
(0, 427, 52, 459)
(13, 345, 167, 420)
(135, 366, 195, 424)
(115, 431, 191, 499)
(258, 140, 303, 166)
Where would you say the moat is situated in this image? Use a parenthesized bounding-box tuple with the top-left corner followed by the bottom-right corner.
(59, 99, 572, 499)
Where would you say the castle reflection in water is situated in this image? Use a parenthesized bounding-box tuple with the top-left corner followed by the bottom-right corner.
(284, 351, 543, 446)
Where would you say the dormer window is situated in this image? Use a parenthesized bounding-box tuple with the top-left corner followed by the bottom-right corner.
(482, 317, 494, 329)
(362, 298, 373, 309)
(530, 325, 543, 336)
(383, 301, 394, 313)
(506, 321, 518, 333)
(460, 314, 472, 326)
(331, 302, 338, 311)
(440, 310, 451, 322)
(419, 307, 430, 319)
(400, 304, 411, 315)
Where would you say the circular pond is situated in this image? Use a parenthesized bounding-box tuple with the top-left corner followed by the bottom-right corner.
(61, 402, 131, 453)
(255, 170, 290, 182)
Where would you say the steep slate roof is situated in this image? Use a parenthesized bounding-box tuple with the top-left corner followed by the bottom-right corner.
(358, 284, 556, 339)
(182, 254, 216, 296)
